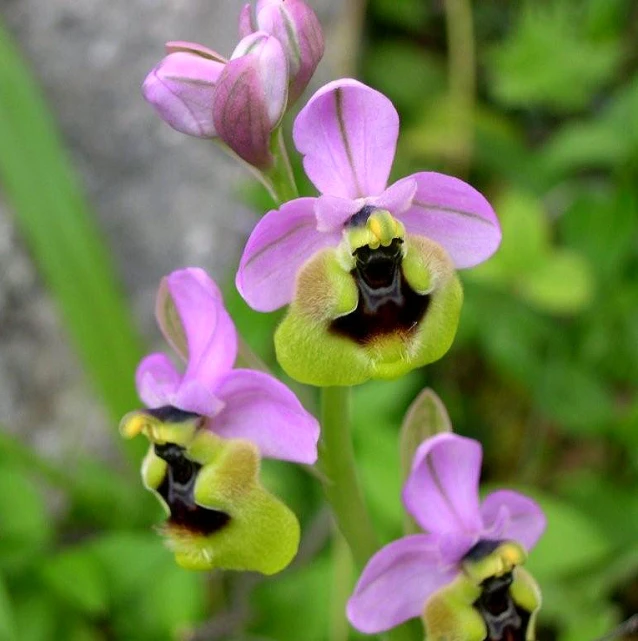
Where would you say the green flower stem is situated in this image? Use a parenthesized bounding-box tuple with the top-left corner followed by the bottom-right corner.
(213, 139, 283, 205)
(266, 127, 299, 205)
(319, 386, 377, 568)
(329, 531, 353, 641)
(319, 391, 419, 641)
(443, 0, 476, 175)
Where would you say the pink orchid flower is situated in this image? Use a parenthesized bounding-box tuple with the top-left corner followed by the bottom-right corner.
(348, 433, 545, 635)
(134, 267, 319, 464)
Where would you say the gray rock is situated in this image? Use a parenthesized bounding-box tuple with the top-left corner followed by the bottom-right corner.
(0, 0, 340, 457)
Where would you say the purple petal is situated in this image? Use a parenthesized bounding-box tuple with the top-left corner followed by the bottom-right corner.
(368, 177, 417, 215)
(212, 369, 320, 463)
(314, 195, 361, 232)
(238, 4, 255, 38)
(135, 352, 225, 417)
(160, 268, 237, 390)
(142, 52, 224, 138)
(236, 197, 340, 311)
(313, 179, 418, 232)
(347, 535, 455, 634)
(403, 433, 484, 538)
(293, 78, 399, 199)
(136, 353, 181, 407)
(164, 41, 226, 62)
(480, 490, 547, 553)
(398, 172, 501, 268)
(172, 378, 225, 417)
(213, 55, 273, 169)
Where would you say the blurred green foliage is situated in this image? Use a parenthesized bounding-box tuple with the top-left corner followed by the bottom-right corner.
(1, 0, 638, 639)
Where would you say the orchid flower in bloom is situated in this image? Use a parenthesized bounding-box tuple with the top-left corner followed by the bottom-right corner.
(239, 0, 324, 104)
(347, 433, 546, 640)
(120, 268, 319, 573)
(142, 32, 288, 169)
(237, 79, 501, 386)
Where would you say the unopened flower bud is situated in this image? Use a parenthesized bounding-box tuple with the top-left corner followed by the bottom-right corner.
(142, 32, 289, 169)
(240, 0, 324, 104)
(213, 31, 288, 168)
(142, 44, 226, 138)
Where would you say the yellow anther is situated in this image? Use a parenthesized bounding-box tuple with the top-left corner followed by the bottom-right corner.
(499, 542, 526, 570)
(366, 210, 400, 246)
(119, 411, 151, 440)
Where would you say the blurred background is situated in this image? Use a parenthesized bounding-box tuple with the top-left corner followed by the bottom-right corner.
(0, 0, 637, 639)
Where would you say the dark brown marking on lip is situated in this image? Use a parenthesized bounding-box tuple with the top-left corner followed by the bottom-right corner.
(155, 443, 230, 536)
(330, 239, 430, 344)
(473, 572, 530, 641)
(146, 405, 200, 423)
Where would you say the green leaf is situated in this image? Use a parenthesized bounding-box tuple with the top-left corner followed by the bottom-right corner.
(364, 42, 446, 116)
(357, 420, 405, 540)
(254, 556, 332, 641)
(40, 548, 108, 616)
(0, 465, 51, 570)
(89, 532, 207, 639)
(487, 1, 621, 111)
(353, 378, 419, 538)
(137, 565, 206, 638)
(13, 592, 57, 641)
(67, 458, 158, 528)
(522, 490, 611, 582)
(469, 190, 549, 284)
(558, 472, 638, 549)
(0, 576, 17, 641)
(541, 76, 638, 177)
(559, 185, 637, 282)
(0, 22, 143, 431)
(89, 532, 172, 600)
(471, 108, 541, 191)
(540, 121, 629, 175)
(369, 0, 432, 32)
(535, 361, 615, 434)
(463, 287, 550, 386)
(401, 95, 476, 167)
(538, 580, 617, 641)
(517, 250, 593, 314)
(60, 620, 104, 641)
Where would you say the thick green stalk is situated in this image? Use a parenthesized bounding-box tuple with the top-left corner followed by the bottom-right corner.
(319, 388, 419, 641)
(329, 531, 353, 641)
(319, 386, 377, 568)
(443, 0, 476, 175)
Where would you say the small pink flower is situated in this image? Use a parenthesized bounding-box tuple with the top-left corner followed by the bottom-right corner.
(135, 267, 319, 464)
(347, 433, 546, 634)
(237, 79, 502, 312)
